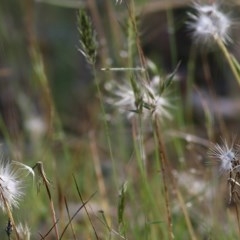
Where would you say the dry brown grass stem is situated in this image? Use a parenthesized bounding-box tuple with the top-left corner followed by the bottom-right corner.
(33, 162, 59, 239)
(89, 131, 111, 226)
(123, 2, 197, 237)
(124, 0, 150, 83)
(228, 173, 240, 236)
(22, 1, 55, 138)
(60, 192, 96, 239)
(199, 55, 228, 139)
(154, 118, 173, 240)
(63, 197, 77, 240)
(154, 118, 198, 240)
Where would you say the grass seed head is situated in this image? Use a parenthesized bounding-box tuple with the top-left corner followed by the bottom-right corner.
(77, 9, 98, 65)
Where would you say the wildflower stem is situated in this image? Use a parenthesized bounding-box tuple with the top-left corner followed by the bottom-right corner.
(1, 193, 19, 240)
(216, 37, 240, 87)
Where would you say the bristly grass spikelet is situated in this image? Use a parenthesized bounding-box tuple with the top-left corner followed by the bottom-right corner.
(187, 2, 232, 45)
(77, 9, 97, 65)
(106, 71, 174, 121)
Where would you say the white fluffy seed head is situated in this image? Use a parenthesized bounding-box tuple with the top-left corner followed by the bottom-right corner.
(108, 80, 172, 121)
(0, 163, 24, 211)
(187, 2, 232, 45)
(209, 139, 240, 173)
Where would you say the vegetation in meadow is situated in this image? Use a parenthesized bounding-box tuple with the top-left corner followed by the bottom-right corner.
(1, 0, 240, 239)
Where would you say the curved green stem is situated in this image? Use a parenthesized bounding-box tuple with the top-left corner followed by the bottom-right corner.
(216, 37, 240, 87)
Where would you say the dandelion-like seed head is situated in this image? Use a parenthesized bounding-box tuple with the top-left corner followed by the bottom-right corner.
(209, 139, 240, 172)
(0, 164, 23, 211)
(188, 2, 232, 45)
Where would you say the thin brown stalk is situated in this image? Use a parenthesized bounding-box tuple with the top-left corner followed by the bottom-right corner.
(173, 187, 197, 240)
(73, 176, 100, 240)
(89, 131, 111, 226)
(103, 0, 123, 63)
(64, 197, 77, 240)
(199, 52, 228, 139)
(21, 0, 55, 138)
(228, 172, 240, 236)
(33, 162, 59, 239)
(234, 204, 240, 238)
(153, 118, 173, 240)
(154, 119, 198, 240)
(124, 0, 150, 83)
(39, 220, 59, 240)
(60, 192, 96, 239)
(123, 2, 197, 238)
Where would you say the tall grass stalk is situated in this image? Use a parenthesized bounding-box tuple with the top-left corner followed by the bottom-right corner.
(130, 117, 167, 238)
(59, 192, 96, 239)
(122, 1, 197, 238)
(78, 9, 118, 187)
(153, 118, 173, 240)
(132, 117, 146, 176)
(154, 118, 198, 240)
(63, 197, 77, 240)
(73, 176, 100, 239)
(125, 0, 149, 82)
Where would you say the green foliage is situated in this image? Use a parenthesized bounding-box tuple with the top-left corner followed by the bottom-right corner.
(1, 0, 240, 239)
